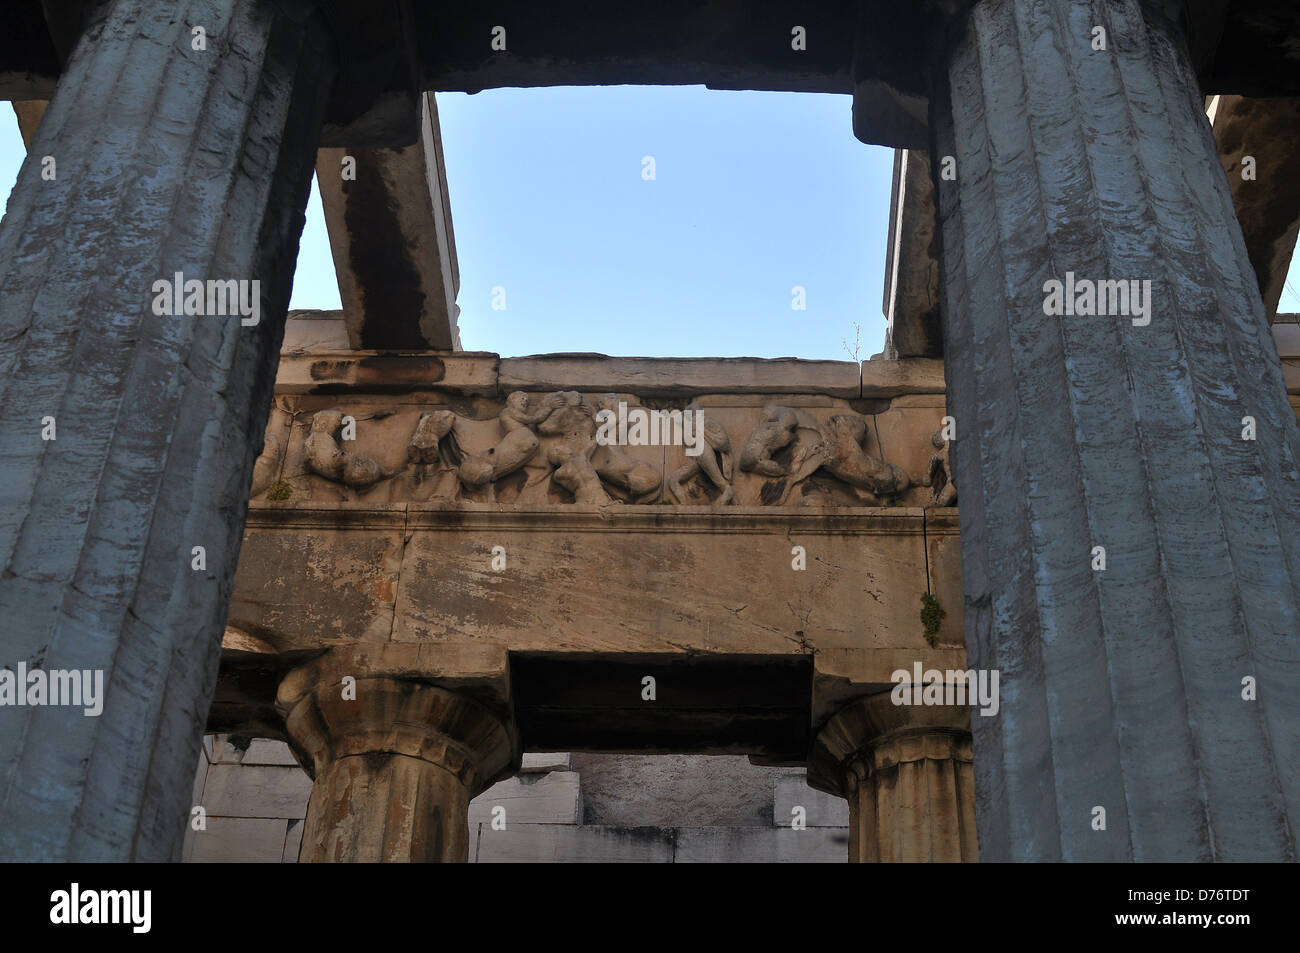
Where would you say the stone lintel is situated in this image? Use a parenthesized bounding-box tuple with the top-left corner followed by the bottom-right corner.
(243, 500, 934, 533)
(499, 354, 864, 398)
(1209, 95, 1300, 319)
(860, 357, 945, 397)
(317, 93, 460, 350)
(811, 644, 970, 726)
(274, 350, 500, 395)
(273, 315, 949, 400)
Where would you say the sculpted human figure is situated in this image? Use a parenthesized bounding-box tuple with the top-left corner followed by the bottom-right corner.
(925, 429, 957, 507)
(250, 431, 281, 497)
(305, 409, 387, 489)
(505, 391, 570, 501)
(821, 414, 910, 495)
(548, 440, 612, 505)
(783, 413, 911, 503)
(591, 394, 662, 501)
(536, 390, 598, 441)
(738, 405, 800, 477)
(408, 409, 464, 500)
(407, 393, 561, 502)
(478, 391, 550, 478)
(667, 408, 734, 504)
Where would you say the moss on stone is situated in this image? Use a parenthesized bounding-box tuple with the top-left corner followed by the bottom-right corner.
(921, 592, 945, 647)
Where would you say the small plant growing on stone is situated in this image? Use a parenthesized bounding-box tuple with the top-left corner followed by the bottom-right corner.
(266, 479, 293, 501)
(921, 593, 945, 647)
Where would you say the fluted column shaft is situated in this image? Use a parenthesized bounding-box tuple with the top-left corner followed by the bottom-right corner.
(810, 694, 978, 862)
(933, 0, 1300, 860)
(0, 0, 334, 860)
(846, 732, 978, 863)
(278, 672, 514, 863)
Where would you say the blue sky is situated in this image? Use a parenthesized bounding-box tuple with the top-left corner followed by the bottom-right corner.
(4, 87, 1298, 360)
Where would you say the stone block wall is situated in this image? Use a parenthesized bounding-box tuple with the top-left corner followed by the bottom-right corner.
(183, 736, 849, 863)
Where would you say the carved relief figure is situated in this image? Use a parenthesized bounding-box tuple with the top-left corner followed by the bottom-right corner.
(667, 407, 734, 504)
(784, 414, 911, 502)
(305, 409, 388, 489)
(925, 430, 957, 507)
(250, 432, 281, 497)
(536, 391, 597, 440)
(738, 405, 800, 477)
(591, 394, 663, 501)
(458, 392, 554, 498)
(548, 440, 613, 505)
(408, 409, 465, 501)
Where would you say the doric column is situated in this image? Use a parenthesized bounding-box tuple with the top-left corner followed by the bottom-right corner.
(277, 665, 516, 863)
(0, 0, 334, 860)
(809, 694, 977, 863)
(932, 0, 1300, 860)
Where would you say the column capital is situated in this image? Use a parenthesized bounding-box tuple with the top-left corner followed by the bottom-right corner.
(276, 657, 518, 798)
(807, 691, 972, 798)
(809, 692, 977, 862)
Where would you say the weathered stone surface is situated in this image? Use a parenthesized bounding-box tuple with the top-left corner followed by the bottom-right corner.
(772, 774, 850, 828)
(520, 752, 571, 772)
(282, 818, 303, 863)
(1209, 95, 1300, 318)
(500, 356, 862, 398)
(933, 0, 1300, 861)
(0, 0, 334, 862)
(1274, 320, 1300, 359)
(473, 824, 675, 863)
(272, 352, 499, 396)
(471, 823, 848, 863)
(568, 754, 791, 827)
(394, 508, 933, 664)
(860, 358, 944, 398)
(883, 150, 942, 358)
(200, 763, 312, 819)
(673, 827, 848, 863)
(872, 393, 948, 486)
(186, 817, 291, 864)
(469, 771, 582, 826)
(236, 506, 940, 667)
(10, 100, 46, 149)
(240, 739, 301, 767)
(923, 512, 965, 649)
(281, 311, 352, 354)
(190, 747, 209, 814)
